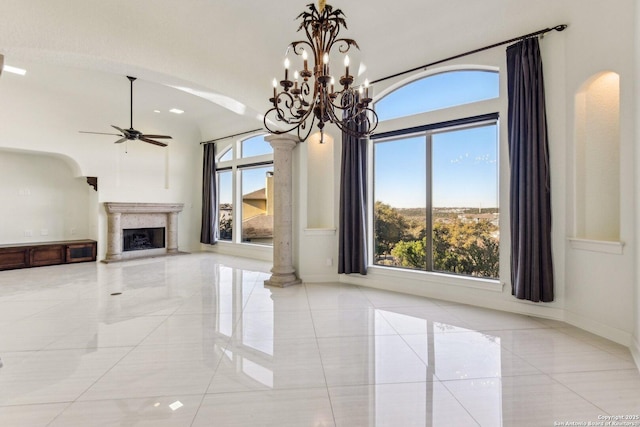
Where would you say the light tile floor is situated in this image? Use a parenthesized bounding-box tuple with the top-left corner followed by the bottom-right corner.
(0, 253, 638, 426)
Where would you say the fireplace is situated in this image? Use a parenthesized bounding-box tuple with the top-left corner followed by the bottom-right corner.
(123, 227, 165, 252)
(104, 202, 184, 262)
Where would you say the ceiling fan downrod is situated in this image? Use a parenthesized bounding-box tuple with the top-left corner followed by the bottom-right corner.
(127, 76, 136, 130)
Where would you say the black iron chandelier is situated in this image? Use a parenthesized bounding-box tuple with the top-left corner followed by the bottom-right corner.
(263, 1, 378, 143)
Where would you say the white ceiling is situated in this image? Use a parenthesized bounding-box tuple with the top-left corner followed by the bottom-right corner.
(0, 0, 569, 142)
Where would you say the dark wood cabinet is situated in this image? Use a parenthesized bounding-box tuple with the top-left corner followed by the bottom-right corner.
(0, 247, 29, 270)
(0, 240, 97, 271)
(30, 244, 66, 267)
(66, 241, 97, 263)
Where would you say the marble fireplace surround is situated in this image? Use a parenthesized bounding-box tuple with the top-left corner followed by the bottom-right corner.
(104, 202, 184, 262)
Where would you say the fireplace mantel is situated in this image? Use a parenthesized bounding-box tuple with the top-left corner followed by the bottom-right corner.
(105, 202, 184, 215)
(103, 202, 184, 262)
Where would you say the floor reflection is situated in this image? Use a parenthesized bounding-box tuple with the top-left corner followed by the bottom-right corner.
(0, 253, 637, 426)
(206, 264, 506, 425)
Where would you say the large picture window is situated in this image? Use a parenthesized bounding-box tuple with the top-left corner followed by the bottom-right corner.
(372, 69, 500, 279)
(374, 120, 499, 278)
(216, 134, 274, 246)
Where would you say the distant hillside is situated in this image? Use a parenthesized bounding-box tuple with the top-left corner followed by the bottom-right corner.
(397, 207, 499, 221)
(397, 207, 426, 220)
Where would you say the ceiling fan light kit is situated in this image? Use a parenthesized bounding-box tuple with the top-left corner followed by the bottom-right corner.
(79, 76, 172, 147)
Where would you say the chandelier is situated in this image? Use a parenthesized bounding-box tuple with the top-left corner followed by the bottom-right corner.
(263, 1, 378, 143)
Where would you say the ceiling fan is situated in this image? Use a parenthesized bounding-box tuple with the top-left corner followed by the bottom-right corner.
(80, 76, 172, 147)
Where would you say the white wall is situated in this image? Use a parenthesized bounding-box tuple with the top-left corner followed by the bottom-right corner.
(561, 0, 636, 346)
(634, 0, 640, 368)
(0, 150, 91, 243)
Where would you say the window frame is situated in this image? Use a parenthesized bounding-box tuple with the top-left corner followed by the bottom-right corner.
(369, 66, 502, 281)
(372, 115, 499, 276)
(215, 134, 274, 246)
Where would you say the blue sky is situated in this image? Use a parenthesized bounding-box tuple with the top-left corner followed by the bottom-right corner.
(374, 125, 498, 209)
(218, 135, 273, 204)
(374, 70, 499, 209)
(375, 70, 499, 121)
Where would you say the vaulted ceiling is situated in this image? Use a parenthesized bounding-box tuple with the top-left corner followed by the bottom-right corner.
(0, 0, 570, 142)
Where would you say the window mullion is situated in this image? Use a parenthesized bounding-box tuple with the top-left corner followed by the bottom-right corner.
(233, 165, 241, 244)
(425, 133, 434, 272)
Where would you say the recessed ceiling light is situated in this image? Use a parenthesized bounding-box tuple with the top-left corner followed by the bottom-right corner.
(153, 110, 161, 113)
(169, 401, 184, 411)
(169, 108, 184, 114)
(3, 65, 27, 76)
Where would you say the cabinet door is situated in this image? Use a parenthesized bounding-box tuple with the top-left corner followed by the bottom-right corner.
(30, 245, 65, 267)
(66, 243, 96, 263)
(0, 248, 29, 270)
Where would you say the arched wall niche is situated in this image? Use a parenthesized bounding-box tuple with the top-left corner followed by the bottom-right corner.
(306, 131, 335, 229)
(574, 71, 620, 242)
(0, 147, 84, 177)
(0, 148, 93, 244)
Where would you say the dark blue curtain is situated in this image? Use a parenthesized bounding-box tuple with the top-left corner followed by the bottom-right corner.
(200, 143, 218, 244)
(338, 94, 368, 274)
(506, 37, 554, 302)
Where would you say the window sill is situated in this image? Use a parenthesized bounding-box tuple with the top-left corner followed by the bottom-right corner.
(203, 240, 273, 262)
(303, 228, 336, 236)
(568, 238, 624, 254)
(215, 240, 273, 247)
(367, 265, 503, 292)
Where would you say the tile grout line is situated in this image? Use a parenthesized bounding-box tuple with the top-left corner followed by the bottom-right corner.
(306, 283, 339, 427)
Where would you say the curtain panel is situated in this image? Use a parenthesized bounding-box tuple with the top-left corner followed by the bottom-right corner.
(200, 143, 218, 245)
(338, 94, 369, 274)
(338, 131, 368, 274)
(506, 37, 554, 302)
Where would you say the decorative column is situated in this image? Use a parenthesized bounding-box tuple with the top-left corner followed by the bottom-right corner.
(167, 212, 179, 254)
(265, 133, 302, 287)
(106, 212, 122, 261)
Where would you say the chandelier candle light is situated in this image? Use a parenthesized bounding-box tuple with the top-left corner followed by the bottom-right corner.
(264, 1, 378, 143)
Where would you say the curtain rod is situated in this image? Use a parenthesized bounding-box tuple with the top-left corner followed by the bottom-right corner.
(370, 24, 567, 85)
(200, 25, 567, 142)
(200, 128, 265, 145)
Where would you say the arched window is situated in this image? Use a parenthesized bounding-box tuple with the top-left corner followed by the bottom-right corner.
(219, 147, 233, 162)
(216, 134, 274, 245)
(372, 69, 500, 279)
(241, 134, 273, 158)
(375, 70, 499, 121)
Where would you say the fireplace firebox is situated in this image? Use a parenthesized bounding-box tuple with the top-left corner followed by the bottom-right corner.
(123, 227, 165, 252)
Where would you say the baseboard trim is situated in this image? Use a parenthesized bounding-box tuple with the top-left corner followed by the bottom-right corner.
(201, 242, 272, 262)
(340, 270, 564, 322)
(631, 336, 640, 373)
(300, 273, 340, 283)
(563, 311, 633, 347)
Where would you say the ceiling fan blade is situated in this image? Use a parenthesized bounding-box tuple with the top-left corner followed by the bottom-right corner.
(114, 138, 127, 144)
(140, 137, 168, 147)
(79, 131, 123, 136)
(111, 125, 127, 135)
(141, 134, 172, 139)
